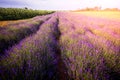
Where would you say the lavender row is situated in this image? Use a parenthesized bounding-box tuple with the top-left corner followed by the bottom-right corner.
(0, 15, 51, 54)
(0, 13, 63, 80)
(58, 12, 120, 80)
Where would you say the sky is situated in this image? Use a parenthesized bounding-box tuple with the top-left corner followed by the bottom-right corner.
(0, 0, 120, 10)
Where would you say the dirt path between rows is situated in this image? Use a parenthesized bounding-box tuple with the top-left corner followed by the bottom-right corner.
(54, 18, 71, 80)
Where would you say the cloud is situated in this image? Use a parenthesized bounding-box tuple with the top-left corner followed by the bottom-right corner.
(0, 0, 26, 5)
(27, 0, 81, 10)
(0, 0, 29, 8)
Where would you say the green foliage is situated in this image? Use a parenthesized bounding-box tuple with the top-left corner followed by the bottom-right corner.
(0, 8, 54, 20)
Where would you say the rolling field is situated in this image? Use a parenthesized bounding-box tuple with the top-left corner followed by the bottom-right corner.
(75, 11, 120, 20)
(0, 11, 120, 80)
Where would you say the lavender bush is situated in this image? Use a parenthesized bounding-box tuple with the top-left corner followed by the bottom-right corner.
(58, 12, 120, 80)
(0, 15, 51, 54)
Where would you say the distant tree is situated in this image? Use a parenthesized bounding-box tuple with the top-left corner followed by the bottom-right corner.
(24, 7, 28, 10)
(85, 7, 92, 11)
(104, 8, 120, 11)
(112, 8, 119, 11)
(93, 6, 101, 11)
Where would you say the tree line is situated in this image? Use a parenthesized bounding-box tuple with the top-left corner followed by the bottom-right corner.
(0, 8, 54, 20)
(74, 7, 120, 11)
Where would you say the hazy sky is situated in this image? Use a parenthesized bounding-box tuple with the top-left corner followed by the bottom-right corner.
(0, 0, 120, 10)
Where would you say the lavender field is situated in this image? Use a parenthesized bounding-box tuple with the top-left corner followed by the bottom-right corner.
(0, 11, 120, 80)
